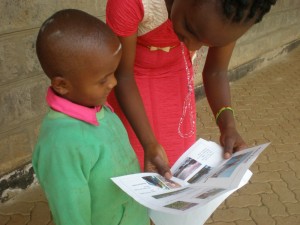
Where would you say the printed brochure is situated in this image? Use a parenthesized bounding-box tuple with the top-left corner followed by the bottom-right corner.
(112, 138, 270, 224)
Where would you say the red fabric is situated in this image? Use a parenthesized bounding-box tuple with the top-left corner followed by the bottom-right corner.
(106, 0, 196, 169)
(137, 19, 179, 47)
(106, 0, 144, 36)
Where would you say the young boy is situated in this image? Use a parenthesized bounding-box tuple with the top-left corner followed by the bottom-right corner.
(32, 9, 149, 225)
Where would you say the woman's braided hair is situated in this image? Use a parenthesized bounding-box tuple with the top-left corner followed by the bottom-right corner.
(222, 0, 277, 23)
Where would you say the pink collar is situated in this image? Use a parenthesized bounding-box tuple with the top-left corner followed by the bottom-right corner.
(46, 87, 108, 126)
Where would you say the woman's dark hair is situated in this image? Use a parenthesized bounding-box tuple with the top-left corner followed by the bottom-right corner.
(222, 0, 277, 23)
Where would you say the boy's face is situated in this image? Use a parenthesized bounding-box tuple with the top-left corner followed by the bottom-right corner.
(170, 0, 254, 50)
(62, 40, 121, 107)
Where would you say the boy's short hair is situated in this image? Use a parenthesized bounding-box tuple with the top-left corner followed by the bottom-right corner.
(36, 9, 117, 79)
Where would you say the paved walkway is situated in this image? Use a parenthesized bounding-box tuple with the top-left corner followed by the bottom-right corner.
(1, 46, 300, 225)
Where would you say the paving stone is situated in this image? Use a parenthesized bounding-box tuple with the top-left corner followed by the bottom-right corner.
(258, 161, 290, 172)
(274, 144, 299, 154)
(6, 214, 30, 225)
(212, 208, 250, 222)
(270, 181, 297, 203)
(284, 202, 300, 215)
(238, 182, 272, 195)
(261, 193, 288, 216)
(0, 214, 10, 225)
(249, 206, 276, 225)
(207, 222, 235, 225)
(287, 160, 300, 179)
(275, 134, 300, 144)
(293, 149, 300, 160)
(254, 153, 269, 164)
(226, 194, 261, 208)
(267, 152, 296, 163)
(0, 202, 34, 215)
(279, 170, 300, 190)
(27, 202, 51, 225)
(274, 215, 300, 225)
(235, 220, 256, 225)
(250, 171, 281, 183)
(293, 189, 300, 202)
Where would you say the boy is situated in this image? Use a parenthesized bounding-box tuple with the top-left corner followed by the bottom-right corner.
(32, 9, 149, 225)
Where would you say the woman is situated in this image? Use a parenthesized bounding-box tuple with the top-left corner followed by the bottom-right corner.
(106, 0, 277, 177)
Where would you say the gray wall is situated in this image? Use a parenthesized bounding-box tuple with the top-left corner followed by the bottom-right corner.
(231, 0, 300, 70)
(0, 0, 299, 177)
(194, 0, 300, 87)
(0, 0, 106, 177)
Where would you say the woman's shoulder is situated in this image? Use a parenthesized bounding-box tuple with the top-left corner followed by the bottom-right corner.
(106, 0, 144, 36)
(106, 0, 169, 36)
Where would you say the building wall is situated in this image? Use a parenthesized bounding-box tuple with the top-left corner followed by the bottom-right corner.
(194, 0, 300, 87)
(230, 0, 300, 71)
(0, 0, 299, 177)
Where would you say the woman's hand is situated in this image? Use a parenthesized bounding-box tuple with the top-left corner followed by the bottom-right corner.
(219, 125, 247, 159)
(144, 143, 172, 179)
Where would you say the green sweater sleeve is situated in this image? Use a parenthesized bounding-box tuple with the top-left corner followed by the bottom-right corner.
(33, 124, 95, 225)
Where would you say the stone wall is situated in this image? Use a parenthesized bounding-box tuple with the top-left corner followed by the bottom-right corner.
(0, 0, 300, 178)
(229, 0, 300, 78)
(0, 0, 106, 178)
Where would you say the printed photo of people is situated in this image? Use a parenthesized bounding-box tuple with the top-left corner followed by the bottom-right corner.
(173, 157, 202, 180)
(212, 152, 252, 178)
(164, 201, 198, 211)
(187, 165, 212, 184)
(196, 188, 225, 199)
(142, 175, 181, 190)
(152, 188, 189, 199)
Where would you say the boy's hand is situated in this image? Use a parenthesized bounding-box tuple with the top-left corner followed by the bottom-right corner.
(144, 143, 172, 179)
(219, 126, 247, 159)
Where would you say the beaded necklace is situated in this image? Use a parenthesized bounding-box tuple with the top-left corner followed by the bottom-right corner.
(178, 42, 196, 138)
(178, 43, 207, 138)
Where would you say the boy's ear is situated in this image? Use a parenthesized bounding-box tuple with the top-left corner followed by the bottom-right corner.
(51, 77, 70, 96)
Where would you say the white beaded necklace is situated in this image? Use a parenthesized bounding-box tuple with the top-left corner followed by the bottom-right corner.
(178, 42, 196, 138)
(178, 43, 207, 138)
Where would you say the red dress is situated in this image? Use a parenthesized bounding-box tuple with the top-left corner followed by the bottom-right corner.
(106, 0, 196, 168)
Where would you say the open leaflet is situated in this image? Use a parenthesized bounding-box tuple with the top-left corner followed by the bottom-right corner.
(112, 138, 270, 224)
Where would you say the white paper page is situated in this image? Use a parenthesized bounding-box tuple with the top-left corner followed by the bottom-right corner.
(202, 143, 270, 188)
(112, 172, 193, 213)
(149, 170, 252, 225)
(112, 172, 234, 214)
(171, 139, 225, 184)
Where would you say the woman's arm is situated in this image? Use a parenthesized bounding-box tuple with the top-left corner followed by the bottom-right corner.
(115, 33, 171, 177)
(202, 42, 246, 158)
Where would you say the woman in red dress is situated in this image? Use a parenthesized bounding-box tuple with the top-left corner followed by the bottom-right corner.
(106, 0, 277, 176)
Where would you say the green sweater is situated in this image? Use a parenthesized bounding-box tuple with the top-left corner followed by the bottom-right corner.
(32, 106, 149, 225)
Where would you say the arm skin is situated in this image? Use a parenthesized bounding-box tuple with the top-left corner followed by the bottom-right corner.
(202, 42, 247, 158)
(114, 33, 172, 178)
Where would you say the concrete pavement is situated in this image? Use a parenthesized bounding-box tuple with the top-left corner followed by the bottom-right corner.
(1, 46, 300, 225)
